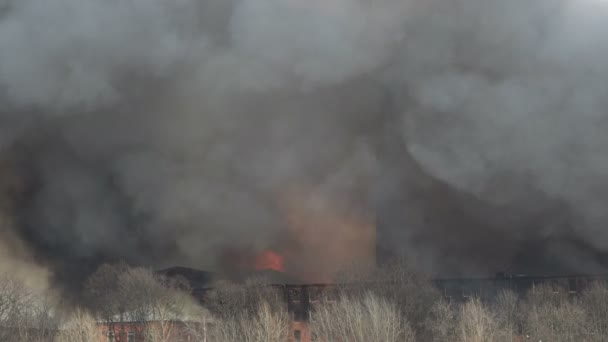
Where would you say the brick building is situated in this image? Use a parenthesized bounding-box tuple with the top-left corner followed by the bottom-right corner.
(96, 312, 212, 342)
(124, 267, 608, 342)
(97, 320, 205, 342)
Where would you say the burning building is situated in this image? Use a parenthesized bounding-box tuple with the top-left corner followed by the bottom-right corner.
(0, 0, 606, 300)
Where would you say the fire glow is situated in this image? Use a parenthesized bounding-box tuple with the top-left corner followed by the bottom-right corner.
(254, 250, 284, 272)
(277, 186, 376, 282)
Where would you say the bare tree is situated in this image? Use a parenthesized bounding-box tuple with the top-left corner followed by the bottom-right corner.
(204, 277, 288, 342)
(0, 275, 25, 312)
(85, 263, 205, 342)
(87, 264, 201, 342)
(205, 277, 285, 320)
(0, 274, 58, 341)
(183, 311, 214, 342)
(523, 284, 587, 342)
(0, 274, 65, 342)
(337, 257, 440, 338)
(458, 298, 501, 342)
(426, 299, 458, 342)
(140, 282, 203, 342)
(83, 262, 130, 339)
(0, 274, 27, 340)
(54, 308, 97, 342)
(19, 290, 62, 342)
(491, 290, 521, 342)
(211, 300, 289, 342)
(311, 291, 415, 342)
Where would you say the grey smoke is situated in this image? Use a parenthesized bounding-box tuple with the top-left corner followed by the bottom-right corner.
(0, 0, 608, 282)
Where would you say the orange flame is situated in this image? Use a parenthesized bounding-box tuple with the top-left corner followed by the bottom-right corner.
(254, 250, 284, 272)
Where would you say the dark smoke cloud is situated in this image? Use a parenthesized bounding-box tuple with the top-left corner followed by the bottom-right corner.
(0, 0, 607, 284)
(382, 0, 608, 275)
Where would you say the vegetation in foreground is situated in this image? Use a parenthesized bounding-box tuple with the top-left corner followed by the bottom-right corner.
(0, 261, 607, 341)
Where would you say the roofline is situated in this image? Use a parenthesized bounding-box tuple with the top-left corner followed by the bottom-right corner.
(190, 274, 608, 291)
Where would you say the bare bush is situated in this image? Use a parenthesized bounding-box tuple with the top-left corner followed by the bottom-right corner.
(211, 301, 289, 342)
(426, 299, 458, 342)
(0, 274, 30, 339)
(581, 281, 608, 340)
(205, 277, 285, 320)
(492, 290, 521, 341)
(526, 283, 570, 308)
(54, 308, 97, 342)
(458, 298, 501, 342)
(0, 274, 61, 342)
(523, 284, 587, 342)
(205, 277, 288, 342)
(337, 257, 440, 337)
(427, 296, 518, 342)
(18, 291, 61, 342)
(526, 300, 587, 342)
(311, 291, 415, 342)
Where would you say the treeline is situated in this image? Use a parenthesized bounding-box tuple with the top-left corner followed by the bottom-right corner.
(203, 261, 608, 342)
(0, 263, 206, 342)
(1, 261, 608, 341)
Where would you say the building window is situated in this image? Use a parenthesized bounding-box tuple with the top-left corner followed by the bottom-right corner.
(127, 332, 135, 342)
(294, 330, 301, 342)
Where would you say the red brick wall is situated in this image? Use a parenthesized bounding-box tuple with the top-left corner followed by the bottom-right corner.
(289, 321, 312, 342)
(97, 321, 199, 342)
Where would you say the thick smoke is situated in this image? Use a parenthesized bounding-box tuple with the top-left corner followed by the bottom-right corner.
(0, 0, 607, 284)
(386, 0, 608, 274)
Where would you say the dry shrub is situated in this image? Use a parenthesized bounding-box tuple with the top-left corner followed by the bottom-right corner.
(54, 308, 97, 342)
(205, 276, 284, 320)
(20, 292, 62, 342)
(0, 275, 62, 342)
(311, 291, 415, 342)
(525, 300, 586, 342)
(492, 290, 521, 341)
(373, 259, 441, 329)
(0, 275, 33, 340)
(409, 280, 608, 342)
(458, 298, 501, 342)
(426, 299, 458, 342)
(211, 301, 289, 342)
(581, 281, 608, 340)
(523, 284, 587, 342)
(337, 257, 440, 337)
(427, 296, 516, 342)
(525, 283, 569, 308)
(205, 277, 288, 342)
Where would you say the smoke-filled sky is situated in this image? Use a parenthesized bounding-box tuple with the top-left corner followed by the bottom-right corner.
(1, 0, 608, 284)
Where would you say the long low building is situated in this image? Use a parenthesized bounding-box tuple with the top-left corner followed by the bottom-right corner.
(158, 267, 608, 342)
